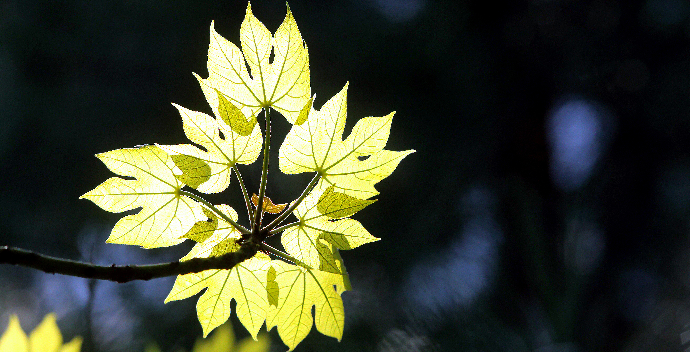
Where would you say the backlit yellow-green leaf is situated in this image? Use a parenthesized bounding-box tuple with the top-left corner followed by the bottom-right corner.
(28, 314, 62, 352)
(282, 182, 379, 274)
(172, 154, 212, 189)
(0, 314, 82, 352)
(191, 321, 232, 352)
(183, 208, 218, 243)
(295, 97, 313, 126)
(279, 83, 414, 199)
(216, 89, 257, 136)
(235, 332, 270, 352)
(0, 316, 27, 352)
(266, 266, 279, 307)
(199, 4, 310, 123)
(59, 338, 82, 352)
(166, 205, 271, 339)
(159, 100, 262, 194)
(317, 185, 376, 219)
(80, 146, 205, 248)
(265, 261, 346, 351)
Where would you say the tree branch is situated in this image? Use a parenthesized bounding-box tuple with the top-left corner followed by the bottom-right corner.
(0, 243, 259, 283)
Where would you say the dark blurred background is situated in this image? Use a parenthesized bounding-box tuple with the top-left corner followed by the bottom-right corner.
(2, 0, 690, 351)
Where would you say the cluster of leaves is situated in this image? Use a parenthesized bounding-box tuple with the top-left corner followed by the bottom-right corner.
(0, 314, 82, 352)
(81, 3, 412, 350)
(146, 322, 269, 352)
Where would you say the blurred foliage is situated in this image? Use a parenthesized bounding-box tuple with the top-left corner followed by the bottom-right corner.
(0, 314, 82, 352)
(144, 322, 269, 352)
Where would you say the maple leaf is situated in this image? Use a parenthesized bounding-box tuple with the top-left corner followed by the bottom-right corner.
(165, 205, 272, 339)
(0, 314, 82, 352)
(197, 3, 310, 124)
(282, 182, 379, 274)
(158, 97, 262, 194)
(279, 83, 415, 199)
(265, 261, 347, 351)
(81, 146, 205, 248)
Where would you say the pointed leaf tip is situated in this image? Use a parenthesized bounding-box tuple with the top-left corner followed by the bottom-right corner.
(29, 313, 63, 352)
(279, 85, 408, 199)
(81, 146, 205, 248)
(1, 314, 82, 352)
(0, 315, 27, 352)
(205, 2, 310, 123)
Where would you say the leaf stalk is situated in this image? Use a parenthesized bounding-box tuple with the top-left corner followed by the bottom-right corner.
(180, 190, 251, 234)
(264, 173, 321, 232)
(233, 164, 254, 224)
(269, 221, 300, 235)
(259, 243, 312, 269)
(253, 108, 272, 232)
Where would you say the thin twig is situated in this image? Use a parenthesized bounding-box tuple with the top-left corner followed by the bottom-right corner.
(269, 221, 300, 235)
(233, 164, 254, 224)
(254, 108, 271, 231)
(259, 243, 312, 269)
(264, 173, 320, 232)
(181, 190, 251, 235)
